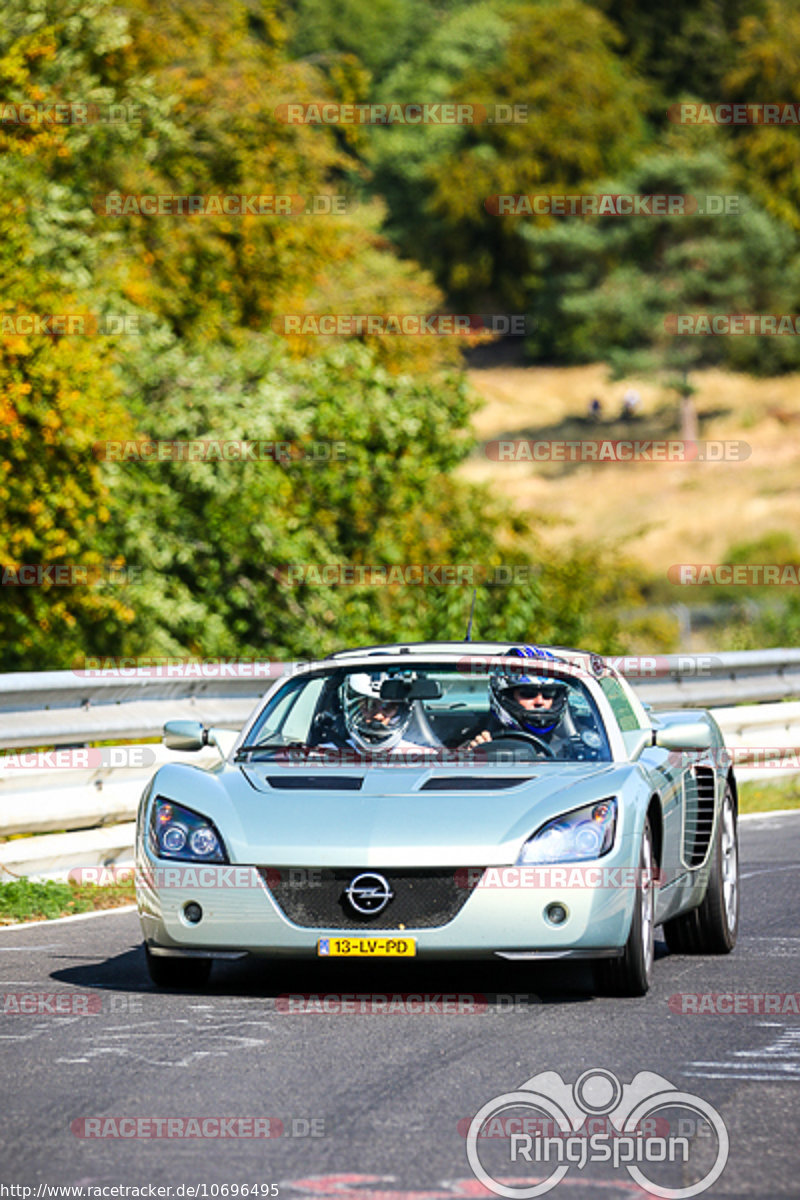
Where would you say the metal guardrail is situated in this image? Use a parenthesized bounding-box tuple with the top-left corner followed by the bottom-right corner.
(630, 649, 800, 709)
(0, 662, 283, 748)
(1, 649, 799, 879)
(1, 650, 800, 748)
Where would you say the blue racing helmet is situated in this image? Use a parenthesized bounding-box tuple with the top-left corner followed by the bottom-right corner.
(489, 645, 568, 734)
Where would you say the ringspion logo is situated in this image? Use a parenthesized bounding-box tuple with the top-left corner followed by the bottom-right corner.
(466, 1068, 728, 1197)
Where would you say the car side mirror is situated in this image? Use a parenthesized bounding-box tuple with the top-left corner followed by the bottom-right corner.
(653, 723, 713, 752)
(163, 719, 207, 751)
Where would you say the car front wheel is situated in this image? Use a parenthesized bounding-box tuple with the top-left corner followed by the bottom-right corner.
(595, 818, 655, 997)
(663, 782, 739, 955)
(144, 944, 213, 989)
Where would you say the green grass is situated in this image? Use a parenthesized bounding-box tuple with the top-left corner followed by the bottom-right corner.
(0, 878, 136, 925)
(739, 775, 800, 814)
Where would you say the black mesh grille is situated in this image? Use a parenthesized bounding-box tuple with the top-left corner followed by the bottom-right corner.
(260, 866, 483, 929)
(682, 766, 716, 868)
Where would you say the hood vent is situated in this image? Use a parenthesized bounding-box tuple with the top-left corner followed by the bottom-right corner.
(420, 776, 533, 791)
(265, 775, 364, 790)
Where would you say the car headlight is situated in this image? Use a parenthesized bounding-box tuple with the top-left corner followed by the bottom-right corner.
(516, 798, 617, 865)
(149, 797, 227, 863)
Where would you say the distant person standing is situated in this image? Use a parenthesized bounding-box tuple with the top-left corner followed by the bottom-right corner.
(621, 388, 641, 419)
(587, 397, 602, 421)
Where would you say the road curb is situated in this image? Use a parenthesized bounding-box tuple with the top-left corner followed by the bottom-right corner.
(740, 808, 800, 822)
(0, 903, 137, 931)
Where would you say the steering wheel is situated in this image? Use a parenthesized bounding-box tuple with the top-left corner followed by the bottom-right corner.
(480, 731, 556, 759)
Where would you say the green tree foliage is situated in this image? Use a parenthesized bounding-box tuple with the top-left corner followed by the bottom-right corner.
(381, 0, 650, 307)
(286, 0, 438, 79)
(721, 0, 800, 233)
(520, 148, 800, 379)
(1, 0, 658, 668)
(0, 2, 141, 667)
(587, 0, 765, 111)
(366, 1, 513, 244)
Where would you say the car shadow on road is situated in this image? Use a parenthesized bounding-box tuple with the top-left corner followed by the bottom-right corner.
(47, 939, 670, 1006)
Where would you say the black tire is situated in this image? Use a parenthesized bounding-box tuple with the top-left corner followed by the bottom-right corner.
(144, 945, 213, 989)
(663, 782, 739, 955)
(595, 819, 655, 997)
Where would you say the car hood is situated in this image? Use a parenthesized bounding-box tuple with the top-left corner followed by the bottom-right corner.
(201, 760, 636, 867)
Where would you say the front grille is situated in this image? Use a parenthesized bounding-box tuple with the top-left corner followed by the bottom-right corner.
(259, 866, 483, 929)
(682, 766, 716, 868)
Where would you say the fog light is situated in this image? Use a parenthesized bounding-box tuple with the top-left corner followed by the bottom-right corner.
(183, 902, 203, 924)
(545, 902, 568, 925)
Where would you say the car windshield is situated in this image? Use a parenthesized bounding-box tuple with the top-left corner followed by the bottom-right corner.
(239, 662, 612, 764)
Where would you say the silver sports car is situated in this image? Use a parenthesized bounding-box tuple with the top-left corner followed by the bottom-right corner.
(135, 642, 739, 996)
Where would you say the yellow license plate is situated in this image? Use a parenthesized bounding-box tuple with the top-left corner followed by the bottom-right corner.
(317, 936, 416, 957)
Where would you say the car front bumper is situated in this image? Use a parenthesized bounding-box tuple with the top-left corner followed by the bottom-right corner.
(136, 847, 643, 959)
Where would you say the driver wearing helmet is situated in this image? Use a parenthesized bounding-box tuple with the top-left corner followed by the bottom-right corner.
(465, 646, 574, 756)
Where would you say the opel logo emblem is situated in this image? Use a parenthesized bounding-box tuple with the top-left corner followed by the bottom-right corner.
(345, 872, 393, 916)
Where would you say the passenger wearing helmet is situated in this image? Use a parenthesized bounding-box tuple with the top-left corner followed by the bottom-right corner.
(343, 673, 416, 754)
(322, 671, 442, 756)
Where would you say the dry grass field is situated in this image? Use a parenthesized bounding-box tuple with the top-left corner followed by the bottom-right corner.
(461, 363, 800, 573)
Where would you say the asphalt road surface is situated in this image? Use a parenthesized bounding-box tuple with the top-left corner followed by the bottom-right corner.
(2, 811, 799, 1199)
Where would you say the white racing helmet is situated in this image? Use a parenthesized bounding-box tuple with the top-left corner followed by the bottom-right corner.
(342, 672, 414, 752)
